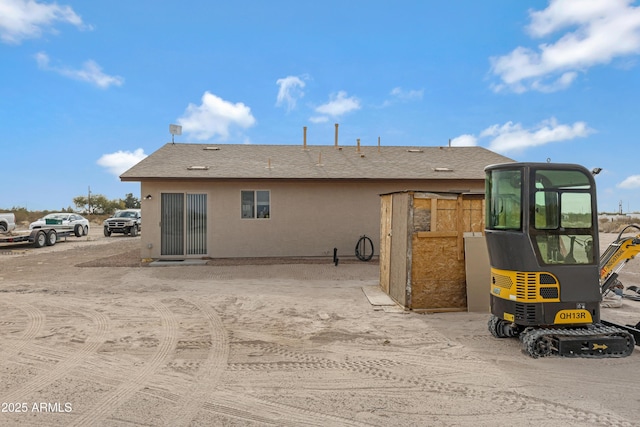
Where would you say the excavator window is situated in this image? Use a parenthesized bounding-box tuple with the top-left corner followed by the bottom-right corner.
(486, 169, 522, 230)
(532, 169, 595, 265)
(534, 191, 559, 229)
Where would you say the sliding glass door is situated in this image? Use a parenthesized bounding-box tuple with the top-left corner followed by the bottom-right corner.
(161, 193, 207, 256)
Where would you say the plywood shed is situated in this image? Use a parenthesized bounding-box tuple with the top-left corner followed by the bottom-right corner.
(380, 191, 485, 311)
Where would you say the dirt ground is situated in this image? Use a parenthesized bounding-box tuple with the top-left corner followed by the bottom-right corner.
(1, 228, 640, 426)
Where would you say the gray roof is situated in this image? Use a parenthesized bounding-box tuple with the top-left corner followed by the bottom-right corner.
(120, 143, 514, 181)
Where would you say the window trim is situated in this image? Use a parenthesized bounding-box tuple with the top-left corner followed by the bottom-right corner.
(240, 190, 271, 220)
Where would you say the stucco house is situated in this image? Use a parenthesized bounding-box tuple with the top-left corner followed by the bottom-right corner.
(120, 142, 513, 260)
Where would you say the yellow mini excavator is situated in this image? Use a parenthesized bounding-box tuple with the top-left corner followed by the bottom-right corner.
(485, 162, 640, 358)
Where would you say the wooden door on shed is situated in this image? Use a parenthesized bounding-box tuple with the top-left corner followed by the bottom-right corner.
(389, 193, 409, 306)
(380, 195, 392, 294)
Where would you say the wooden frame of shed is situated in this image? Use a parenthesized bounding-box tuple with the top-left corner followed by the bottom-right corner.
(380, 191, 485, 311)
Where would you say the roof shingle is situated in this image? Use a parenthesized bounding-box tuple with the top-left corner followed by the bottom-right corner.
(120, 143, 514, 181)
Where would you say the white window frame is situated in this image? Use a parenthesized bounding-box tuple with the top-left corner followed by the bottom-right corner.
(241, 190, 270, 219)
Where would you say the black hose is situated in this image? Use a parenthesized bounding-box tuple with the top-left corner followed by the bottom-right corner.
(355, 235, 374, 261)
(615, 224, 640, 242)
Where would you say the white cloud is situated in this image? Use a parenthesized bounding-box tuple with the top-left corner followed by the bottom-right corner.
(35, 51, 124, 88)
(98, 148, 147, 177)
(380, 87, 424, 107)
(490, 0, 640, 93)
(310, 91, 360, 123)
(390, 87, 424, 101)
(177, 91, 256, 141)
(309, 116, 328, 124)
(0, 0, 90, 44)
(618, 175, 640, 189)
(451, 117, 594, 154)
(276, 75, 306, 111)
(483, 117, 594, 153)
(530, 71, 578, 93)
(34, 50, 47, 66)
(449, 134, 478, 147)
(315, 91, 361, 117)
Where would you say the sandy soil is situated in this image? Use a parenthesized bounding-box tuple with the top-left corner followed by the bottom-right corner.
(0, 229, 639, 426)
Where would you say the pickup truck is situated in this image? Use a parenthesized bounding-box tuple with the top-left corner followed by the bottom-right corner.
(103, 209, 141, 237)
(0, 213, 16, 233)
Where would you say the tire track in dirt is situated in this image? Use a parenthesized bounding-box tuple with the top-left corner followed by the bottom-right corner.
(227, 340, 403, 372)
(136, 386, 373, 427)
(133, 337, 374, 425)
(227, 341, 634, 427)
(0, 303, 109, 403)
(164, 299, 230, 427)
(0, 301, 45, 361)
(70, 300, 178, 427)
(201, 391, 372, 427)
(348, 360, 634, 426)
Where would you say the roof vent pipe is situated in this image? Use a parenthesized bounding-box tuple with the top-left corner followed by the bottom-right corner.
(357, 138, 361, 153)
(334, 123, 339, 148)
(377, 136, 380, 153)
(303, 126, 307, 150)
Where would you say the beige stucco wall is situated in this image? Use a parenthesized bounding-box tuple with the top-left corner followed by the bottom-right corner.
(138, 179, 484, 259)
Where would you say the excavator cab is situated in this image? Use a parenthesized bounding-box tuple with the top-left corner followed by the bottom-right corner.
(485, 162, 635, 358)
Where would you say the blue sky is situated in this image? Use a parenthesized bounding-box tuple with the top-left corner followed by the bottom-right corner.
(2, 0, 640, 213)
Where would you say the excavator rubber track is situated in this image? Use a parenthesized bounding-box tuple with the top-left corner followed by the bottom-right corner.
(520, 324, 635, 358)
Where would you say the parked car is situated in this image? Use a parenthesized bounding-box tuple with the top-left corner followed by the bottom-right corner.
(29, 213, 90, 237)
(0, 213, 16, 233)
(103, 209, 141, 237)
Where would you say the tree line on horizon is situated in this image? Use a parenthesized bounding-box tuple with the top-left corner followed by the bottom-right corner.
(1, 193, 141, 224)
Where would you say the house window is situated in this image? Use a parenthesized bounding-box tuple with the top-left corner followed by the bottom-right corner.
(241, 190, 270, 219)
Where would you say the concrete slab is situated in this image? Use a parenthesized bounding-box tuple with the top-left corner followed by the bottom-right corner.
(362, 285, 397, 307)
(149, 259, 208, 267)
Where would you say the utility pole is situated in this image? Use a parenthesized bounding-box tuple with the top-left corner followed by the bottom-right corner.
(88, 186, 92, 215)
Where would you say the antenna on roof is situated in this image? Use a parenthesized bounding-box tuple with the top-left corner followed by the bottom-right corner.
(169, 124, 182, 144)
(303, 126, 308, 150)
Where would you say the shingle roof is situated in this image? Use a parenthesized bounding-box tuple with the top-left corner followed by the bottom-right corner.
(120, 143, 514, 181)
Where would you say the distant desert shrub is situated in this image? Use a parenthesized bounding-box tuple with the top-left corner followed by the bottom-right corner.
(599, 217, 638, 233)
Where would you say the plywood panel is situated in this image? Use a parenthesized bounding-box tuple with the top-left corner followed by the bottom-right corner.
(410, 234, 467, 309)
(379, 195, 392, 294)
(389, 193, 409, 306)
(460, 197, 484, 233)
(435, 199, 457, 231)
(430, 198, 438, 232)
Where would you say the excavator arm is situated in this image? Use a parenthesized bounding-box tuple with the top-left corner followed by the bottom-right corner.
(598, 224, 640, 346)
(599, 224, 640, 294)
